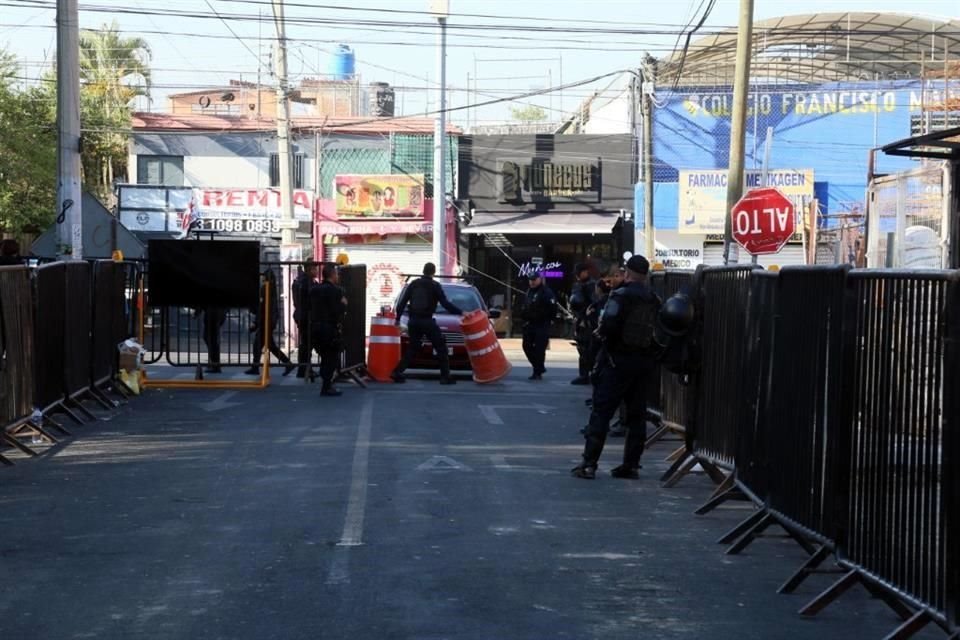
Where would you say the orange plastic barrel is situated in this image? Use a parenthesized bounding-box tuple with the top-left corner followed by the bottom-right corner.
(461, 310, 511, 384)
(367, 313, 401, 382)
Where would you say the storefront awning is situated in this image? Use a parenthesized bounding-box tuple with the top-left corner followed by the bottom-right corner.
(461, 212, 621, 235)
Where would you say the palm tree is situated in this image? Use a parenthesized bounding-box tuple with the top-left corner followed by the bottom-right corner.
(78, 22, 151, 196)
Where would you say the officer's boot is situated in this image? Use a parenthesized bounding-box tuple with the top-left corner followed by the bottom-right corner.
(571, 433, 607, 479)
(611, 425, 645, 479)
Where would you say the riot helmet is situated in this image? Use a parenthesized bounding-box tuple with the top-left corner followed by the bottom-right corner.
(658, 292, 695, 336)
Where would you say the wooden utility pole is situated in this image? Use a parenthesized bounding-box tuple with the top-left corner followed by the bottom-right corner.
(722, 0, 754, 265)
(272, 0, 296, 246)
(56, 0, 83, 259)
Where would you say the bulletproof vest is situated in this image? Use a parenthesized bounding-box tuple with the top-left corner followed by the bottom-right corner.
(408, 279, 435, 316)
(619, 291, 661, 353)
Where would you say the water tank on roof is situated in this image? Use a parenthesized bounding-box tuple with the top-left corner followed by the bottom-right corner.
(330, 45, 355, 80)
(369, 82, 395, 118)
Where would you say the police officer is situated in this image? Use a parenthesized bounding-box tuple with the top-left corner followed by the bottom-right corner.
(572, 255, 659, 479)
(569, 262, 597, 385)
(521, 271, 556, 381)
(391, 262, 463, 385)
(292, 263, 319, 378)
(309, 264, 348, 397)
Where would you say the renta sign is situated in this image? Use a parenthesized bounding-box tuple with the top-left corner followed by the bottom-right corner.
(198, 188, 314, 221)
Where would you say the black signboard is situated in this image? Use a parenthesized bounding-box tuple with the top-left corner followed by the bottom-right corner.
(460, 134, 633, 212)
(148, 239, 260, 309)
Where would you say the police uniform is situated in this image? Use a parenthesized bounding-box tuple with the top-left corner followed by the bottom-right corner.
(309, 278, 347, 396)
(391, 273, 462, 385)
(521, 273, 556, 380)
(572, 255, 658, 480)
(292, 268, 316, 377)
(569, 264, 597, 384)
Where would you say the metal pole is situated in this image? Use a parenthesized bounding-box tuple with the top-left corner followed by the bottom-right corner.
(722, 0, 754, 265)
(57, 0, 83, 260)
(272, 0, 296, 246)
(753, 126, 773, 265)
(641, 66, 655, 260)
(432, 6, 449, 274)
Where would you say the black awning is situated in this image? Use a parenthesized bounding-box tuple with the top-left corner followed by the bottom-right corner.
(881, 126, 960, 161)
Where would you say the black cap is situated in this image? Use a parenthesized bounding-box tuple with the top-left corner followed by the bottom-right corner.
(625, 255, 650, 275)
(574, 262, 588, 274)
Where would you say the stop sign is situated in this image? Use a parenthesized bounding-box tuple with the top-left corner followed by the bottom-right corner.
(731, 187, 796, 255)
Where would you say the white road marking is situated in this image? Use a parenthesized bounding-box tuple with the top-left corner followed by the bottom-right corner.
(478, 403, 556, 425)
(416, 455, 472, 472)
(327, 396, 374, 585)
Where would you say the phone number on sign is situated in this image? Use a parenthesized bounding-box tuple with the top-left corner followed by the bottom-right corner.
(199, 218, 281, 234)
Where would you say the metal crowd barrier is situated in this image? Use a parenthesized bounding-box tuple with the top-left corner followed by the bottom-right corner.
(799, 270, 960, 636)
(138, 261, 368, 388)
(662, 266, 754, 488)
(652, 264, 960, 637)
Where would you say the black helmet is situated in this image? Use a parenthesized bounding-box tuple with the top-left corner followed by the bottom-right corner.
(658, 293, 695, 336)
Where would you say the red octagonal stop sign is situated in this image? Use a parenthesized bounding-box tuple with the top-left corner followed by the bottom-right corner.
(731, 187, 796, 256)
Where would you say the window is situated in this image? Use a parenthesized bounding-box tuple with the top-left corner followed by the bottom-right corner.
(137, 155, 184, 186)
(269, 153, 306, 189)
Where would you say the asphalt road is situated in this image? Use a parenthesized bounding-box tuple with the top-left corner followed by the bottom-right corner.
(0, 351, 935, 639)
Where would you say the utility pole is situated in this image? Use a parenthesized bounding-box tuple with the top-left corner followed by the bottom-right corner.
(722, 0, 754, 265)
(272, 0, 296, 246)
(640, 58, 656, 261)
(57, 0, 82, 259)
(431, 0, 450, 274)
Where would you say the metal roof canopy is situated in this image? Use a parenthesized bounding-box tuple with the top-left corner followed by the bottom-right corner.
(659, 12, 960, 86)
(461, 212, 620, 235)
(882, 126, 960, 160)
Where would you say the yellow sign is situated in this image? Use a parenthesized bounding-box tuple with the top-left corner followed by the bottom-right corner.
(678, 169, 814, 235)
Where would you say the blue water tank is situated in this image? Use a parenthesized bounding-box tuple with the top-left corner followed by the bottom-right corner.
(330, 45, 355, 80)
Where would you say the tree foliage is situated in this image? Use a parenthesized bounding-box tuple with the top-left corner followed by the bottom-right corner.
(509, 105, 548, 122)
(0, 52, 57, 235)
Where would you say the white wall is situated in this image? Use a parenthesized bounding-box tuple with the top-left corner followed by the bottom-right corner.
(583, 87, 631, 135)
(183, 156, 270, 188)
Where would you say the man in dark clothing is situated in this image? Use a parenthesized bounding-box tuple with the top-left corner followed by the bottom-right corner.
(309, 264, 348, 396)
(391, 262, 462, 385)
(572, 255, 659, 480)
(569, 262, 597, 385)
(292, 264, 319, 378)
(245, 270, 295, 376)
(521, 271, 556, 381)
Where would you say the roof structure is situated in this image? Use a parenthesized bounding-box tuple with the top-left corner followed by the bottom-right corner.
(132, 112, 462, 136)
(658, 12, 960, 86)
(882, 125, 960, 160)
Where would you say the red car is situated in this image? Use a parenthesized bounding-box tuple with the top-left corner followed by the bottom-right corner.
(394, 280, 500, 370)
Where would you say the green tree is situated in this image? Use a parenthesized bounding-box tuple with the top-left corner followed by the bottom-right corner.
(509, 105, 548, 122)
(77, 21, 151, 201)
(0, 50, 57, 236)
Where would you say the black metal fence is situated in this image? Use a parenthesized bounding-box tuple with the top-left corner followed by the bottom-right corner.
(653, 265, 960, 637)
(139, 261, 368, 379)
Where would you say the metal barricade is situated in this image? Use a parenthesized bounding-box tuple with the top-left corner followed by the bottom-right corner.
(0, 266, 43, 461)
(649, 270, 696, 450)
(801, 270, 960, 636)
(32, 263, 68, 416)
(337, 264, 368, 385)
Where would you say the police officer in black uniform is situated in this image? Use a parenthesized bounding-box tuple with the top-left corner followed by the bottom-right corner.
(521, 271, 556, 380)
(292, 263, 319, 378)
(569, 262, 597, 385)
(391, 262, 463, 385)
(572, 255, 659, 479)
(309, 264, 347, 396)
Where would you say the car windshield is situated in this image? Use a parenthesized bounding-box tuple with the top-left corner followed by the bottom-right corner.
(438, 287, 482, 313)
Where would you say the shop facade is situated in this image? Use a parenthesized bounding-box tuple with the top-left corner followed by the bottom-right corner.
(458, 134, 634, 335)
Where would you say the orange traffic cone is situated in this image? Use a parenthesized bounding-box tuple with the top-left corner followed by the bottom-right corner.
(461, 310, 511, 384)
(367, 313, 401, 382)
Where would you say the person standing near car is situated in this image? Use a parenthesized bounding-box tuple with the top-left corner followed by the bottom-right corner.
(391, 262, 462, 385)
(521, 271, 556, 381)
(310, 264, 348, 397)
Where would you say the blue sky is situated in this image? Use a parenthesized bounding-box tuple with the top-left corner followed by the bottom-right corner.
(2, 0, 958, 124)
